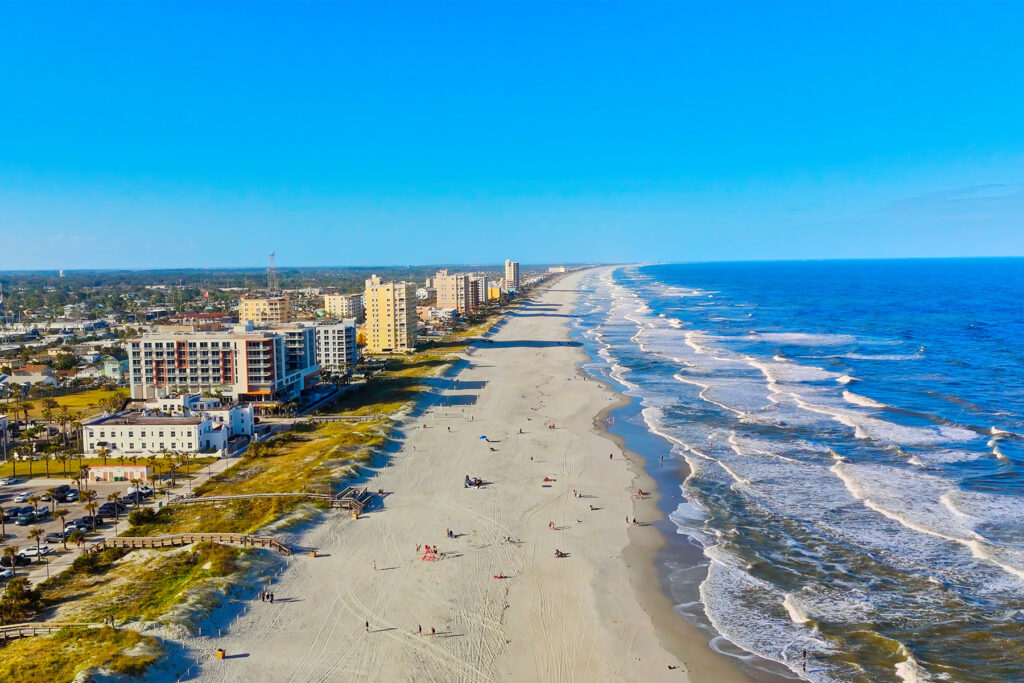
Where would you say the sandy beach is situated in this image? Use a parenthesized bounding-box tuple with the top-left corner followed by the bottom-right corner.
(184, 269, 747, 683)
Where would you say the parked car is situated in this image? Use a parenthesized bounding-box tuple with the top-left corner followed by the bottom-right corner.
(0, 554, 31, 568)
(64, 490, 79, 502)
(64, 523, 89, 534)
(14, 492, 31, 503)
(74, 516, 102, 530)
(0, 568, 13, 579)
(55, 484, 71, 495)
(39, 492, 52, 501)
(20, 545, 51, 558)
(7, 505, 33, 520)
(0, 477, 18, 485)
(44, 531, 67, 544)
(16, 511, 36, 526)
(36, 506, 51, 519)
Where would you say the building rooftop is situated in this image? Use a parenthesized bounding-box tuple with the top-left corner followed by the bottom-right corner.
(88, 413, 204, 426)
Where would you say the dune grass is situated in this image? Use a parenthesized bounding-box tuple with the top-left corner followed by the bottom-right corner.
(123, 420, 385, 536)
(0, 626, 160, 682)
(41, 543, 244, 623)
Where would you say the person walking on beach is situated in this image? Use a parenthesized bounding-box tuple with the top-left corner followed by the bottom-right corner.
(418, 624, 422, 635)
(431, 626, 436, 636)
(269, 592, 274, 604)
(365, 620, 370, 633)
(372, 560, 377, 571)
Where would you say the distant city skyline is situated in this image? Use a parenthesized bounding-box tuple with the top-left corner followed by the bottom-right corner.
(2, 2, 1023, 269)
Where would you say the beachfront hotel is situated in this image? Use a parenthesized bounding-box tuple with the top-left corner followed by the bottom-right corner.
(364, 275, 418, 353)
(126, 324, 319, 404)
(238, 294, 294, 324)
(505, 259, 520, 292)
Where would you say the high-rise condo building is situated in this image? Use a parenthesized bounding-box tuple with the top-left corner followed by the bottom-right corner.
(311, 320, 359, 372)
(238, 295, 293, 324)
(323, 293, 364, 322)
(504, 260, 520, 292)
(364, 275, 417, 353)
(434, 269, 472, 314)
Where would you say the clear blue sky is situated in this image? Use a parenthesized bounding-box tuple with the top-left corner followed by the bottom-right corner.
(1, 1, 1022, 269)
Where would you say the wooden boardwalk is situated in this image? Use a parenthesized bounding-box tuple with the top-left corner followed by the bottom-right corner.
(85, 532, 292, 556)
(0, 622, 105, 641)
(167, 486, 373, 513)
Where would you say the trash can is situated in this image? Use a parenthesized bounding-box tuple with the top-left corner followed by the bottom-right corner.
(309, 550, 316, 558)
(351, 512, 358, 520)
(216, 648, 225, 660)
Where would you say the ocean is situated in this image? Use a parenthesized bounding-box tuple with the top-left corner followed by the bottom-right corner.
(572, 260, 1024, 683)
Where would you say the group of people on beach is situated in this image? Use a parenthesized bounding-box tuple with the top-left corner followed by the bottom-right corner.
(258, 589, 275, 604)
(465, 475, 484, 488)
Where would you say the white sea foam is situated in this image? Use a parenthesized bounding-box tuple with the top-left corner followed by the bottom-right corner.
(747, 332, 858, 346)
(835, 375, 857, 385)
(894, 645, 934, 683)
(791, 394, 976, 446)
(842, 391, 889, 409)
(782, 593, 811, 624)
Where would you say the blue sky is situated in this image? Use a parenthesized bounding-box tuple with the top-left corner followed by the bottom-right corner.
(1, 2, 1022, 269)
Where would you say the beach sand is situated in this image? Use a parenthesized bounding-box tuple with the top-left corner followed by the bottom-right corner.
(186, 269, 749, 682)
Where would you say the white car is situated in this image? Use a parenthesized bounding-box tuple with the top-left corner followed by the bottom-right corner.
(20, 545, 51, 558)
(0, 477, 17, 485)
(0, 568, 13, 579)
(14, 492, 31, 503)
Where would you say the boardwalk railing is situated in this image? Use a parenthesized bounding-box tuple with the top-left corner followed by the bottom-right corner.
(0, 622, 104, 641)
(85, 532, 292, 556)
(167, 487, 373, 513)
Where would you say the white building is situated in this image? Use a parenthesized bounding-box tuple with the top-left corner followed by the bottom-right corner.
(144, 394, 254, 438)
(82, 413, 228, 456)
(312, 320, 358, 373)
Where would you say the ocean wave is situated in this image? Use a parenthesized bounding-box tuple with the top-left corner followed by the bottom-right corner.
(791, 394, 977, 446)
(842, 390, 889, 409)
(830, 461, 1024, 583)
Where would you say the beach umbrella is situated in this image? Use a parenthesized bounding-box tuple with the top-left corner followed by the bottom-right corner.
(479, 436, 487, 440)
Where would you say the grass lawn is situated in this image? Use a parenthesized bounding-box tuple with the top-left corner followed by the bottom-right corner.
(5, 387, 128, 420)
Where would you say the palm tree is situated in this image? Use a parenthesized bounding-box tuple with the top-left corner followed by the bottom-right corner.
(0, 504, 5, 543)
(67, 529, 84, 549)
(107, 492, 122, 531)
(52, 509, 69, 548)
(3, 546, 19, 577)
(19, 400, 33, 424)
(84, 501, 99, 530)
(128, 477, 141, 507)
(145, 455, 159, 486)
(41, 407, 53, 428)
(27, 495, 40, 515)
(28, 527, 45, 558)
(57, 451, 69, 478)
(99, 446, 110, 466)
(46, 487, 60, 505)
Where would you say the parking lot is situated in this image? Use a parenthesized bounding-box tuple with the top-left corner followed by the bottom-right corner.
(0, 477, 158, 579)
(0, 457, 237, 585)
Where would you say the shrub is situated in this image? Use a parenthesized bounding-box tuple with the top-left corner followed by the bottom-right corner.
(128, 508, 157, 526)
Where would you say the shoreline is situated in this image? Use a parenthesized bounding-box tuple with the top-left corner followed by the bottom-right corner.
(174, 268, 746, 682)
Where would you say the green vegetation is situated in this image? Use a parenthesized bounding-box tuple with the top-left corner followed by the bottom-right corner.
(0, 577, 43, 624)
(41, 543, 244, 623)
(124, 420, 385, 536)
(0, 627, 160, 682)
(0, 454, 217, 482)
